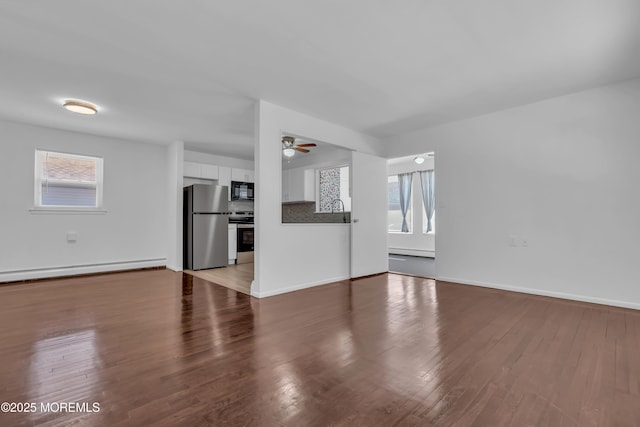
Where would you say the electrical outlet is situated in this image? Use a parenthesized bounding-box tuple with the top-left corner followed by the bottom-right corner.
(67, 232, 77, 243)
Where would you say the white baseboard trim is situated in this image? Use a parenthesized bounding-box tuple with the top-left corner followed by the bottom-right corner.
(251, 275, 350, 298)
(437, 275, 640, 311)
(0, 258, 167, 282)
(388, 248, 435, 258)
(166, 264, 183, 272)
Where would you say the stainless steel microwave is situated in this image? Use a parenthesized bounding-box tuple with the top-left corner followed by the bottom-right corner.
(230, 181, 254, 200)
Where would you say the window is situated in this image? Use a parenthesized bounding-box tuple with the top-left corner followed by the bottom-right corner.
(34, 150, 103, 209)
(423, 210, 435, 234)
(318, 165, 351, 212)
(387, 168, 434, 234)
(419, 169, 435, 234)
(388, 175, 412, 232)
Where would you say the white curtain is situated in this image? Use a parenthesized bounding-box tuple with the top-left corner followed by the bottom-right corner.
(398, 173, 413, 233)
(419, 170, 435, 232)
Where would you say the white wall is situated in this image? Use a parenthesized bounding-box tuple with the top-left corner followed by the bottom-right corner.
(253, 101, 384, 297)
(0, 120, 168, 281)
(385, 77, 640, 310)
(166, 141, 184, 271)
(387, 156, 435, 257)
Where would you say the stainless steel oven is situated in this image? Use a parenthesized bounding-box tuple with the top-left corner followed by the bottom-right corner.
(236, 224, 254, 264)
(237, 225, 254, 252)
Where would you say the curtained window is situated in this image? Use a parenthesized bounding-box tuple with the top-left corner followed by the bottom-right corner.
(398, 173, 413, 233)
(419, 170, 435, 233)
(388, 174, 413, 233)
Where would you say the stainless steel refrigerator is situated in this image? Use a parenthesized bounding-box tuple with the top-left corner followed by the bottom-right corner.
(183, 184, 229, 270)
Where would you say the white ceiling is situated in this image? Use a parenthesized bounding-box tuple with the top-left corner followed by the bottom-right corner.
(1, 1, 639, 160)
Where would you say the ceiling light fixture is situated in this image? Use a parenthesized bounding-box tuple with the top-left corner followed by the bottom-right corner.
(414, 156, 425, 164)
(63, 99, 98, 115)
(283, 148, 295, 157)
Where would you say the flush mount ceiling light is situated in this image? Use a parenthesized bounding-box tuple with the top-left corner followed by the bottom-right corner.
(283, 147, 295, 157)
(63, 99, 98, 115)
(414, 156, 425, 164)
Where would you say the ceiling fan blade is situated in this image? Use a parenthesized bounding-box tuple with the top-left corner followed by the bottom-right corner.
(294, 147, 310, 153)
(295, 143, 317, 147)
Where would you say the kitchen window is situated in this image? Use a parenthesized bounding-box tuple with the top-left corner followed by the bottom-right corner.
(317, 165, 351, 213)
(33, 150, 104, 211)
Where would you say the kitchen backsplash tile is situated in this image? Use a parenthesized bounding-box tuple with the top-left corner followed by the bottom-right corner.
(230, 200, 254, 212)
(282, 202, 350, 223)
(318, 167, 341, 212)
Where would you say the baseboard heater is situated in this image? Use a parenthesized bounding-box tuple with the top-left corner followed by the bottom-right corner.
(0, 258, 167, 283)
(388, 248, 435, 258)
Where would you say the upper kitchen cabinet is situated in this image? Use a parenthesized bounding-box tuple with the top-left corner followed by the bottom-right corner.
(218, 166, 231, 200)
(184, 161, 200, 178)
(231, 168, 254, 183)
(184, 161, 219, 180)
(182, 151, 255, 201)
(282, 167, 314, 203)
(200, 164, 219, 180)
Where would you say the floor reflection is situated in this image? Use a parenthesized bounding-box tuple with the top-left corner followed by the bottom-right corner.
(27, 329, 100, 409)
(179, 273, 197, 356)
(179, 272, 256, 360)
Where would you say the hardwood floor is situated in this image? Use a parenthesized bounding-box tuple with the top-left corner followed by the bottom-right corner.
(185, 262, 253, 295)
(0, 270, 639, 426)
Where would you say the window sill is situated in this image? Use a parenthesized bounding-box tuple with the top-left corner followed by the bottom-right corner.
(29, 207, 107, 215)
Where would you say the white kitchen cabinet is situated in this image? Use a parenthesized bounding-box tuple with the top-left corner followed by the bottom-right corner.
(183, 161, 219, 180)
(218, 166, 231, 200)
(200, 164, 219, 180)
(282, 167, 314, 202)
(231, 168, 254, 183)
(184, 162, 253, 200)
(184, 161, 201, 178)
(228, 223, 237, 264)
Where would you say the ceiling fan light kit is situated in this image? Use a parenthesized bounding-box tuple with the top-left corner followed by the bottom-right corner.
(281, 135, 317, 157)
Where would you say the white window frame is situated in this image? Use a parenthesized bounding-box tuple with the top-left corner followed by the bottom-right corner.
(32, 149, 106, 214)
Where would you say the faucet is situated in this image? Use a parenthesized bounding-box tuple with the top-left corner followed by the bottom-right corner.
(331, 199, 347, 223)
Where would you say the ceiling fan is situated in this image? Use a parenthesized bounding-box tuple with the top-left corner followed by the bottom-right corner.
(282, 136, 316, 157)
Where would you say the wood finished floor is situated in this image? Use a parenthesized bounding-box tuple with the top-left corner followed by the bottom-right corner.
(185, 262, 253, 295)
(0, 270, 639, 426)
